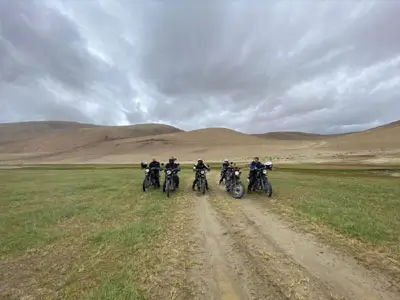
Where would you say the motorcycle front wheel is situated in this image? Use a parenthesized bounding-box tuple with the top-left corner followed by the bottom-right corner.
(230, 182, 245, 199)
(166, 180, 171, 198)
(143, 177, 151, 192)
(200, 179, 206, 194)
(263, 179, 272, 197)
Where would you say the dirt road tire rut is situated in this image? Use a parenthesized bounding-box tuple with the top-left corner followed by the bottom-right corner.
(198, 178, 400, 300)
(237, 199, 398, 300)
(192, 194, 250, 299)
(188, 191, 328, 300)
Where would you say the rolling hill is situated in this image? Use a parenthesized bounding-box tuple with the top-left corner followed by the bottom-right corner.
(0, 122, 183, 154)
(322, 120, 400, 151)
(0, 120, 399, 164)
(0, 121, 97, 145)
(253, 131, 336, 140)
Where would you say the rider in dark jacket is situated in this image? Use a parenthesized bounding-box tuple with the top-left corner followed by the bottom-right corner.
(219, 158, 230, 184)
(148, 157, 161, 188)
(248, 156, 264, 192)
(163, 157, 180, 192)
(192, 159, 210, 190)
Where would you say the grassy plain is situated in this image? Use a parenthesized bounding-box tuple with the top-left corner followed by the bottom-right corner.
(1, 164, 399, 298)
(266, 169, 400, 247)
(0, 168, 190, 299)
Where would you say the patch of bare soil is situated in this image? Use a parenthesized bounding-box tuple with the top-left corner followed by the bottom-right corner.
(188, 194, 252, 299)
(206, 178, 399, 300)
(187, 193, 288, 300)
(206, 194, 332, 299)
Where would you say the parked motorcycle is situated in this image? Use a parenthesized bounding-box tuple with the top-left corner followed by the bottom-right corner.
(224, 163, 245, 199)
(252, 166, 273, 197)
(142, 165, 160, 192)
(193, 167, 208, 195)
(164, 165, 180, 198)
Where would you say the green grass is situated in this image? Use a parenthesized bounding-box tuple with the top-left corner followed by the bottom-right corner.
(0, 168, 184, 299)
(268, 169, 400, 247)
(1, 164, 399, 298)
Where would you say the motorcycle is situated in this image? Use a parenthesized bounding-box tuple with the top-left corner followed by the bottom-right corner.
(164, 164, 180, 198)
(252, 166, 273, 197)
(193, 167, 208, 195)
(142, 166, 160, 192)
(224, 163, 245, 199)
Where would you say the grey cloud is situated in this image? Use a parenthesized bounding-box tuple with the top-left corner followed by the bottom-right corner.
(0, 0, 95, 90)
(1, 0, 399, 133)
(1, 83, 91, 123)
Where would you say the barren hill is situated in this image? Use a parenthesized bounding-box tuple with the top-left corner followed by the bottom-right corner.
(253, 131, 337, 140)
(323, 120, 400, 151)
(0, 121, 97, 145)
(0, 122, 182, 154)
(0, 120, 399, 164)
(31, 127, 296, 163)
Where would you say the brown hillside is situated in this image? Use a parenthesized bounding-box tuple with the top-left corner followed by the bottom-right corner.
(0, 121, 97, 145)
(0, 122, 182, 154)
(361, 120, 400, 131)
(0, 120, 399, 164)
(166, 128, 268, 145)
(253, 132, 335, 140)
(323, 120, 400, 151)
(47, 127, 273, 158)
(16, 127, 313, 164)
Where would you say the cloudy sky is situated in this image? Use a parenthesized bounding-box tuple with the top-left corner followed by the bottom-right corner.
(1, 0, 399, 134)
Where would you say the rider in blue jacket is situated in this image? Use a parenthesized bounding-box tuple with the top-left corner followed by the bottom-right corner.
(248, 157, 263, 192)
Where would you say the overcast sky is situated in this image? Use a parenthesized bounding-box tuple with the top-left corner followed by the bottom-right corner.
(1, 0, 399, 134)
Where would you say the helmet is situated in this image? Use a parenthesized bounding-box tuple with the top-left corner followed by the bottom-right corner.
(198, 158, 203, 164)
(169, 156, 176, 163)
(223, 158, 228, 162)
(265, 161, 272, 166)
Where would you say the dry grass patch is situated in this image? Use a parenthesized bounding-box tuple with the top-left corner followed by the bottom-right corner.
(0, 168, 194, 299)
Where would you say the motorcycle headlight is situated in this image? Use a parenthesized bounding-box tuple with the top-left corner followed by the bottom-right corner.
(262, 169, 267, 174)
(234, 171, 239, 176)
(145, 169, 150, 173)
(201, 170, 205, 174)
(167, 170, 171, 175)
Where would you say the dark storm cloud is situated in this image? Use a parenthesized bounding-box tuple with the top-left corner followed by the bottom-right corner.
(1, 0, 399, 133)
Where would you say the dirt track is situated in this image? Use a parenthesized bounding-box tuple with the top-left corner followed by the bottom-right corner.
(178, 174, 399, 300)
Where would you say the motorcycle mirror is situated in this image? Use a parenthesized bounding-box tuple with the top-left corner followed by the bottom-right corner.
(161, 163, 164, 166)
